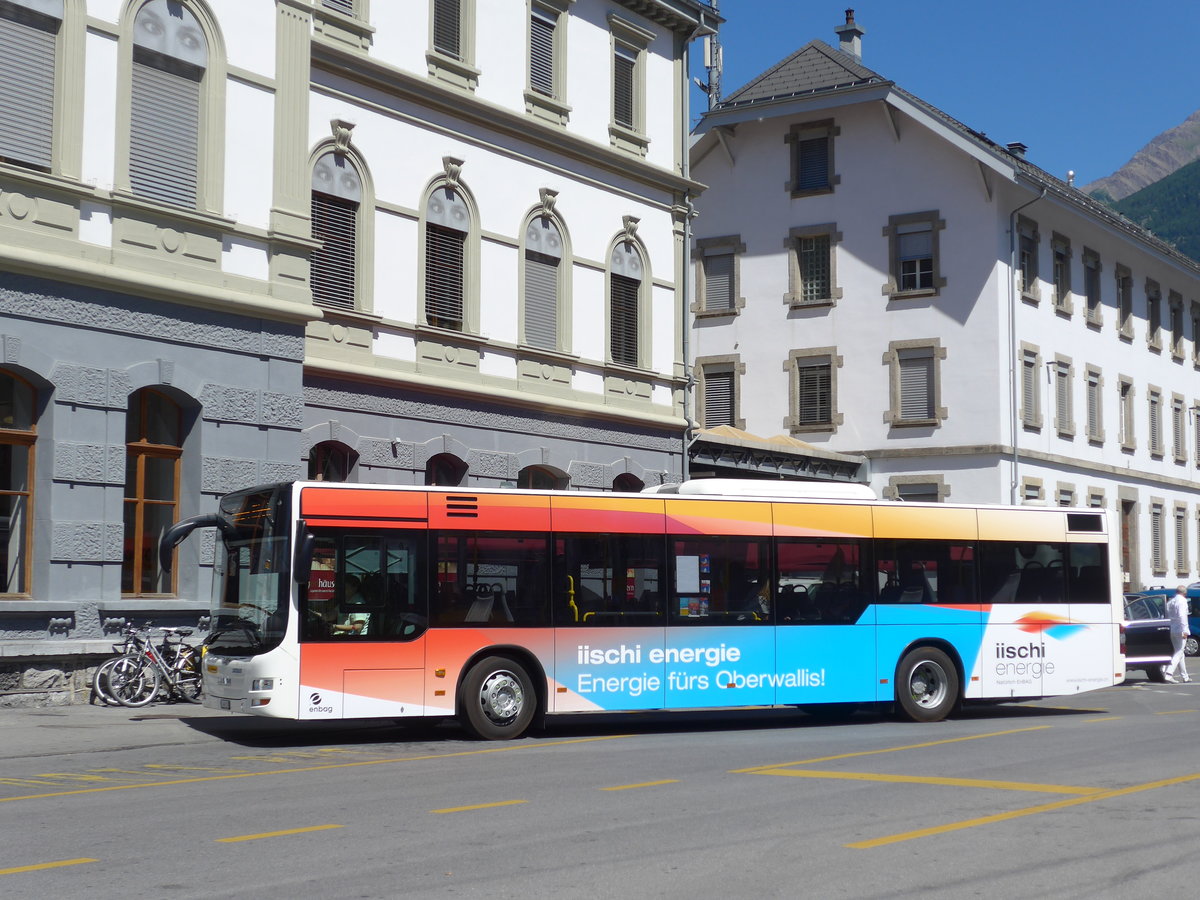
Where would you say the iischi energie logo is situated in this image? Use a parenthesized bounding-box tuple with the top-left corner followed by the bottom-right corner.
(1014, 612, 1086, 640)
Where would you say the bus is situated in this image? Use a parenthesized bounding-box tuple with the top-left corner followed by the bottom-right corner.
(161, 479, 1125, 739)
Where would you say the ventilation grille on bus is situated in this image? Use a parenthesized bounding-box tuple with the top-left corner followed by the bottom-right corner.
(444, 495, 479, 518)
(1066, 513, 1103, 533)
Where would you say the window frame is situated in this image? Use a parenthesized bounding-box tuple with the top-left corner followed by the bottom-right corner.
(607, 13, 653, 156)
(1017, 216, 1039, 302)
(308, 142, 374, 313)
(693, 234, 745, 318)
(1169, 291, 1184, 360)
(0, 369, 37, 596)
(1146, 278, 1162, 352)
(884, 339, 946, 428)
(1116, 264, 1133, 340)
(1172, 393, 1187, 464)
(784, 119, 839, 197)
(427, 0, 479, 91)
(1085, 365, 1104, 444)
(1082, 247, 1102, 328)
(519, 207, 570, 352)
(1118, 376, 1136, 452)
(1053, 355, 1074, 438)
(418, 173, 479, 335)
(122, 387, 182, 598)
(116, 0, 226, 214)
(524, 0, 572, 125)
(883, 211, 945, 300)
(785, 223, 842, 309)
(606, 233, 649, 369)
(695, 355, 744, 430)
(785, 347, 842, 433)
(1148, 385, 1163, 459)
(1051, 232, 1072, 315)
(1020, 343, 1042, 431)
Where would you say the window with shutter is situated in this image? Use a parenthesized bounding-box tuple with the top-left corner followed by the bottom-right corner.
(703, 253, 734, 311)
(1086, 372, 1101, 440)
(310, 152, 361, 309)
(425, 186, 469, 331)
(795, 361, 831, 425)
(524, 216, 561, 350)
(0, 1, 61, 172)
(896, 483, 939, 503)
(1084, 253, 1101, 322)
(129, 0, 207, 208)
(1055, 363, 1070, 433)
(1151, 505, 1164, 573)
(432, 0, 461, 59)
(529, 7, 555, 96)
(322, 0, 355, 15)
(703, 370, 734, 427)
(796, 137, 829, 191)
(613, 44, 635, 129)
(899, 352, 934, 421)
(1021, 352, 1038, 427)
(610, 241, 642, 367)
(1149, 393, 1162, 455)
(1175, 510, 1187, 572)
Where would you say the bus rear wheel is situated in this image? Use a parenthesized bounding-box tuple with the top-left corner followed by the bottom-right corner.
(459, 656, 537, 740)
(895, 647, 959, 722)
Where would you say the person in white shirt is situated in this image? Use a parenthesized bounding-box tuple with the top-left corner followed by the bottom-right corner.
(1163, 585, 1192, 683)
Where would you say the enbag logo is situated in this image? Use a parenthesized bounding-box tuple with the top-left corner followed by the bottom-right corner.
(307, 691, 333, 714)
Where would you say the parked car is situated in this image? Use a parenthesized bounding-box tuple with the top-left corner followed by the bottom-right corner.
(1135, 585, 1200, 656)
(1122, 594, 1173, 681)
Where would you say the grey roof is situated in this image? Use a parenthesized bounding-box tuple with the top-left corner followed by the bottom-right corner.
(720, 40, 881, 107)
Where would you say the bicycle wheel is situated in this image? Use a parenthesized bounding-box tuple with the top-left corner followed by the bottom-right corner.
(91, 656, 128, 706)
(111, 657, 162, 708)
(173, 648, 203, 703)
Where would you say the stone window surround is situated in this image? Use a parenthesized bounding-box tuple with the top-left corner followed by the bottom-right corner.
(883, 474, 950, 503)
(603, 230, 651, 370)
(692, 234, 745, 318)
(881, 210, 946, 301)
(1055, 481, 1076, 507)
(1019, 341, 1042, 432)
(313, 0, 376, 51)
(1116, 263, 1133, 341)
(1168, 290, 1185, 360)
(1175, 501, 1191, 575)
(695, 353, 745, 430)
(1053, 353, 1074, 439)
(1146, 277, 1163, 352)
(517, 202, 572, 353)
(1051, 231, 1073, 315)
(1148, 383, 1164, 459)
(416, 170, 481, 336)
(783, 118, 839, 197)
(784, 345, 843, 434)
(1150, 497, 1166, 576)
(882, 337, 947, 428)
(308, 136, 376, 315)
(1020, 476, 1044, 505)
(1118, 374, 1136, 452)
(1017, 215, 1039, 303)
(1172, 392, 1187, 465)
(784, 222, 843, 309)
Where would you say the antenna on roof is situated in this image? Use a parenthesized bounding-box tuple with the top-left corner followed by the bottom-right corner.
(694, 0, 722, 108)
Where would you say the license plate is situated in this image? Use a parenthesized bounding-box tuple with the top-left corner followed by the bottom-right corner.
(220, 699, 231, 710)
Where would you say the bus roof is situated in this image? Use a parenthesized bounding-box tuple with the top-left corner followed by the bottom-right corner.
(644, 479, 876, 501)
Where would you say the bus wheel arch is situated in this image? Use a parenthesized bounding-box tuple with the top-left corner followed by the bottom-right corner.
(894, 642, 962, 723)
(456, 648, 544, 740)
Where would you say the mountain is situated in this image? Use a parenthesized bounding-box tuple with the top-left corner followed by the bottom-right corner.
(1110, 157, 1200, 263)
(1082, 109, 1200, 202)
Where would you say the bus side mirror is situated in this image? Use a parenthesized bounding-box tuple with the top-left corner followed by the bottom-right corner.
(159, 513, 223, 575)
(293, 521, 315, 585)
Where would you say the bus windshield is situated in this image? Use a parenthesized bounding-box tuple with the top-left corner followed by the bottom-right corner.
(207, 485, 291, 656)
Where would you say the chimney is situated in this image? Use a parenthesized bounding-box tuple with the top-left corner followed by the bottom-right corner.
(834, 9, 865, 60)
(1006, 142, 1028, 158)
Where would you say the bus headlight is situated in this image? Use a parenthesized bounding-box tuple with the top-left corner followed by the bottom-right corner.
(251, 678, 275, 692)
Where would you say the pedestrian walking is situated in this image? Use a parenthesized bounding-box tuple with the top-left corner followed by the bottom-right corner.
(1163, 585, 1192, 683)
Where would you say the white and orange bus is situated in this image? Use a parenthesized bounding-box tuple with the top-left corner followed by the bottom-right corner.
(162, 479, 1124, 739)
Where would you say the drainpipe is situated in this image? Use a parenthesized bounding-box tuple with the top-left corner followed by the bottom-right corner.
(1007, 185, 1045, 505)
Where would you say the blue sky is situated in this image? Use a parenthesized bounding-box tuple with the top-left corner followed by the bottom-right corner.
(690, 1, 1200, 187)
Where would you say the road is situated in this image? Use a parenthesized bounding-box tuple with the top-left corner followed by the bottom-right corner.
(1, 675, 1197, 899)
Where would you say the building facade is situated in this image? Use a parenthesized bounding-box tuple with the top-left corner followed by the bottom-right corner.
(690, 13, 1200, 592)
(0, 0, 716, 702)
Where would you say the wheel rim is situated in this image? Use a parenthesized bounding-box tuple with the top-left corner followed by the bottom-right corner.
(477, 670, 524, 725)
(907, 660, 948, 709)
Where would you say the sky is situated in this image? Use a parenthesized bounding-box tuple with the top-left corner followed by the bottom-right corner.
(689, 1, 1200, 187)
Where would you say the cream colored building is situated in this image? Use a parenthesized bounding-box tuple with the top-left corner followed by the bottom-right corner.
(0, 0, 716, 701)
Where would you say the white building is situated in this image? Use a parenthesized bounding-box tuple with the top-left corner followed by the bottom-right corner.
(0, 0, 716, 700)
(690, 12, 1200, 590)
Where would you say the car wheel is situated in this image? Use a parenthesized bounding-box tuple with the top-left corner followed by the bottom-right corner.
(1146, 664, 1168, 683)
(1185, 636, 1199, 657)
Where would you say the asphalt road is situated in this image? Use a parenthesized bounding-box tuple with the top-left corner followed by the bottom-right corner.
(1, 674, 1197, 899)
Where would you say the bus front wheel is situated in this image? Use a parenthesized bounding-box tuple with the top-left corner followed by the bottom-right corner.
(459, 656, 537, 740)
(895, 647, 959, 723)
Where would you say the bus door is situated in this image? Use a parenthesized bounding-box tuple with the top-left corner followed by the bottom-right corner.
(299, 530, 427, 719)
(774, 536, 877, 704)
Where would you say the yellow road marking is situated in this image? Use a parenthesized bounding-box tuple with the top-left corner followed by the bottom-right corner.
(847, 772, 1200, 849)
(431, 800, 527, 814)
(217, 824, 343, 843)
(600, 779, 680, 791)
(0, 734, 631, 805)
(0, 858, 96, 875)
(1155, 709, 1197, 715)
(732, 726, 1051, 773)
(32, 773, 115, 782)
(1083, 716, 1121, 723)
(750, 768, 1101, 795)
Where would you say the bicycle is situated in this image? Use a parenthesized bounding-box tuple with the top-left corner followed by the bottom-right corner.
(92, 624, 203, 707)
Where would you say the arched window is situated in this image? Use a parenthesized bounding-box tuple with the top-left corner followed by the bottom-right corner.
(308, 440, 358, 483)
(612, 473, 644, 493)
(609, 239, 644, 367)
(518, 465, 567, 491)
(310, 151, 362, 309)
(523, 214, 563, 350)
(123, 388, 182, 595)
(425, 452, 467, 486)
(424, 185, 470, 330)
(129, 0, 209, 207)
(0, 371, 36, 594)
